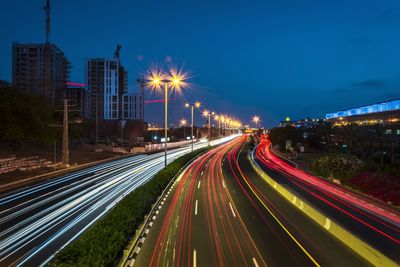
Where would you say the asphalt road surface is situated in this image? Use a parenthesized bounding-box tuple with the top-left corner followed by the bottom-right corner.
(134, 135, 367, 267)
(0, 136, 236, 267)
(254, 135, 400, 264)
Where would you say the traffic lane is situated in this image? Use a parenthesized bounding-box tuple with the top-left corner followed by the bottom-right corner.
(1, 162, 162, 266)
(146, 141, 240, 267)
(136, 150, 210, 267)
(0, 142, 207, 208)
(194, 142, 266, 267)
(0, 159, 152, 232)
(256, 148, 400, 236)
(0, 156, 159, 237)
(0, 144, 204, 230)
(230, 143, 368, 266)
(222, 141, 321, 266)
(259, 140, 400, 226)
(135, 138, 262, 267)
(255, 156, 400, 263)
(0, 140, 234, 266)
(0, 152, 166, 210)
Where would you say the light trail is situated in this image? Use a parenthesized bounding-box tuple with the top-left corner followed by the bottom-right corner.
(147, 137, 268, 267)
(256, 135, 400, 226)
(0, 135, 238, 266)
(253, 134, 400, 262)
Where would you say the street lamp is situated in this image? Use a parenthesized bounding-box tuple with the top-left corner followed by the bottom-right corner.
(146, 67, 188, 167)
(252, 116, 260, 129)
(185, 101, 201, 152)
(221, 116, 226, 136)
(202, 110, 214, 145)
(214, 114, 221, 140)
(180, 119, 187, 140)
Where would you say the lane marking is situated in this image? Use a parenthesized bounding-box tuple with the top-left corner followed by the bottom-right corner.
(201, 171, 204, 176)
(197, 180, 201, 189)
(252, 257, 259, 267)
(243, 148, 320, 266)
(195, 200, 198, 215)
(324, 218, 331, 230)
(229, 202, 236, 218)
(193, 249, 197, 267)
(222, 180, 226, 188)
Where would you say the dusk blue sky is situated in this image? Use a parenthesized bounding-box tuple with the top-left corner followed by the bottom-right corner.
(1, 0, 400, 127)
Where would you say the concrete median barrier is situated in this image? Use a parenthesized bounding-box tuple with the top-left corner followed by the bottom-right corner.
(248, 150, 397, 267)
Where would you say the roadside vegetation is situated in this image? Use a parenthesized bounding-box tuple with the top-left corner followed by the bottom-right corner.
(49, 147, 209, 267)
(269, 123, 400, 205)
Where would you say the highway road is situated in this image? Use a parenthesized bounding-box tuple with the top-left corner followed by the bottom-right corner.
(254, 135, 400, 264)
(0, 136, 236, 267)
(134, 135, 367, 267)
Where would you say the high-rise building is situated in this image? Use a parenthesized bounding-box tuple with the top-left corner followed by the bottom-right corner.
(65, 82, 85, 118)
(86, 58, 127, 120)
(12, 43, 70, 105)
(86, 57, 144, 122)
(122, 92, 144, 120)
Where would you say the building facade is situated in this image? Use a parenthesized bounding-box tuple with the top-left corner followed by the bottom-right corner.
(86, 58, 144, 122)
(65, 83, 85, 118)
(326, 99, 400, 125)
(12, 43, 70, 105)
(122, 93, 144, 120)
(86, 58, 126, 120)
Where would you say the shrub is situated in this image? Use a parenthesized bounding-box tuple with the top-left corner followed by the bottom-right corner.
(350, 172, 400, 205)
(50, 147, 208, 267)
(311, 154, 363, 181)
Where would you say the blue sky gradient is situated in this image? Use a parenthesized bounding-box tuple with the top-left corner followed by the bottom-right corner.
(1, 0, 400, 126)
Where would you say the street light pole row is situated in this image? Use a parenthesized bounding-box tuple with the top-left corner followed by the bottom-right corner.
(145, 66, 244, 168)
(146, 68, 188, 167)
(185, 101, 201, 152)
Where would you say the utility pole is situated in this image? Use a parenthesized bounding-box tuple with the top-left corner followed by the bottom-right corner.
(62, 99, 69, 166)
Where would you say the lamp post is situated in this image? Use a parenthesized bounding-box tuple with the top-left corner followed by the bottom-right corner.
(180, 119, 187, 140)
(202, 110, 213, 145)
(214, 114, 221, 140)
(146, 68, 188, 167)
(211, 111, 215, 140)
(221, 116, 226, 136)
(185, 101, 201, 152)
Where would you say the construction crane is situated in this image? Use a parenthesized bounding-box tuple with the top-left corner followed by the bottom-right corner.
(114, 44, 122, 59)
(44, 0, 51, 43)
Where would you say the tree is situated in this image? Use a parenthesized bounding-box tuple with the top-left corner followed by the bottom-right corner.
(0, 87, 56, 149)
(269, 125, 302, 150)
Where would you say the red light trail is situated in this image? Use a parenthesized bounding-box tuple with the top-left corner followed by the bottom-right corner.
(254, 135, 400, 244)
